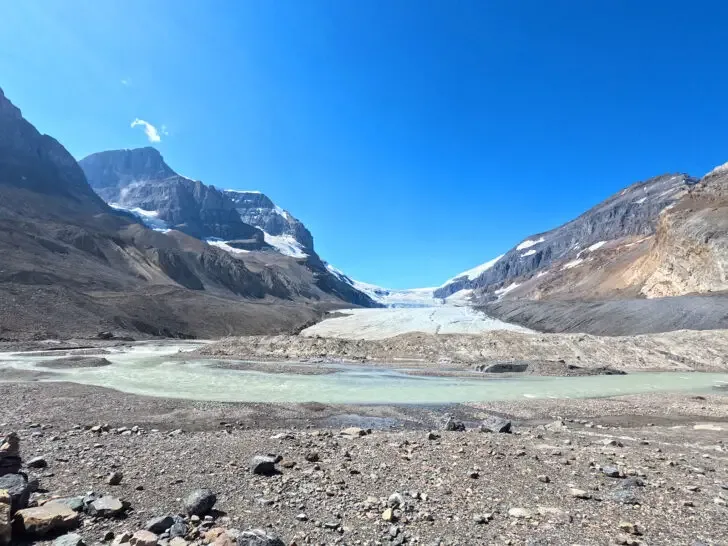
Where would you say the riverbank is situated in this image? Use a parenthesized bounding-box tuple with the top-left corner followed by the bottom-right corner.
(198, 328, 728, 373)
(1, 381, 727, 545)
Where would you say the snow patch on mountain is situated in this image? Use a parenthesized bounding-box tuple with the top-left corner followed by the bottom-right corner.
(263, 232, 307, 258)
(206, 238, 250, 255)
(109, 203, 170, 232)
(516, 237, 545, 251)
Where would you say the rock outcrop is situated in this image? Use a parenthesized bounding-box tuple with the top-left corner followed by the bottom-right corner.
(637, 164, 728, 297)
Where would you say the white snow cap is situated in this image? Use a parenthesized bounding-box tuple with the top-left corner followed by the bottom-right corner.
(444, 254, 504, 285)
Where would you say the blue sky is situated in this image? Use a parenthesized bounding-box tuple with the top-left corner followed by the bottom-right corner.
(1, 1, 727, 288)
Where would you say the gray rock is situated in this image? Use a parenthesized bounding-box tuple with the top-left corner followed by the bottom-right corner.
(54, 532, 85, 546)
(107, 471, 123, 486)
(388, 493, 404, 508)
(87, 496, 126, 518)
(168, 520, 188, 539)
(183, 488, 216, 516)
(611, 489, 640, 505)
(27, 456, 48, 469)
(479, 416, 512, 433)
(54, 497, 85, 512)
(250, 455, 278, 476)
(146, 515, 175, 534)
(0, 473, 32, 512)
(602, 466, 621, 478)
(236, 529, 285, 546)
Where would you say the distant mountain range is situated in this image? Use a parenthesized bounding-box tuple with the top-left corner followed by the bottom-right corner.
(1, 84, 726, 341)
(0, 88, 377, 341)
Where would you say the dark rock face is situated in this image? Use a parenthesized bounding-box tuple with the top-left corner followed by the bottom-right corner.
(79, 149, 264, 241)
(223, 190, 315, 253)
(0, 89, 107, 213)
(435, 174, 698, 299)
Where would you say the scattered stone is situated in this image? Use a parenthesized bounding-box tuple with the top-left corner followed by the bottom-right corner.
(388, 492, 404, 508)
(340, 427, 366, 437)
(611, 490, 640, 505)
(103, 531, 115, 541)
(570, 488, 592, 499)
(382, 508, 395, 521)
(602, 466, 621, 478)
(619, 522, 642, 536)
(54, 533, 85, 546)
(27, 456, 48, 469)
(444, 417, 466, 432)
(508, 507, 533, 519)
(184, 489, 216, 516)
(130, 530, 158, 546)
(472, 513, 492, 524)
(107, 471, 123, 486)
(250, 456, 279, 476)
(479, 416, 512, 433)
(537, 475, 550, 483)
(304, 451, 319, 462)
(295, 513, 307, 521)
(427, 431, 440, 440)
(169, 538, 188, 546)
(545, 420, 567, 432)
(146, 515, 175, 534)
(87, 496, 127, 518)
(236, 529, 285, 546)
(15, 502, 80, 537)
(602, 438, 623, 447)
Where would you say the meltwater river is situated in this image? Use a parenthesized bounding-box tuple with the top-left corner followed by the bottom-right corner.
(1, 342, 726, 404)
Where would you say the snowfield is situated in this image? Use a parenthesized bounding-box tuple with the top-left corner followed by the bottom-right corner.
(301, 307, 532, 340)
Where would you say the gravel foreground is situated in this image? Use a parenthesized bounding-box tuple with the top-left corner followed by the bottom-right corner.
(2, 382, 728, 546)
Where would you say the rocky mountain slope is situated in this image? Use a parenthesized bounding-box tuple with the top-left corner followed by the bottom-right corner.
(434, 173, 700, 302)
(635, 163, 728, 297)
(0, 88, 375, 340)
(80, 149, 264, 243)
(223, 190, 314, 257)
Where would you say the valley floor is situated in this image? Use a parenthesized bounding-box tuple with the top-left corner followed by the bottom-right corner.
(2, 382, 728, 545)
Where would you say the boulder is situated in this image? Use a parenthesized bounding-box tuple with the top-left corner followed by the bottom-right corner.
(250, 456, 278, 476)
(0, 473, 32, 512)
(236, 529, 285, 546)
(169, 519, 188, 538)
(184, 488, 216, 516)
(15, 502, 80, 537)
(479, 416, 512, 433)
(0, 434, 20, 478)
(0, 490, 11, 546)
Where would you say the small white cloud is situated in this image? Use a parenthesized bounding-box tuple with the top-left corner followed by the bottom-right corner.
(121, 78, 131, 86)
(131, 118, 162, 143)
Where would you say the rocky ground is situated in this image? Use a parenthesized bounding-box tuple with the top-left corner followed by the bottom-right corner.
(196, 329, 728, 373)
(1, 382, 728, 546)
